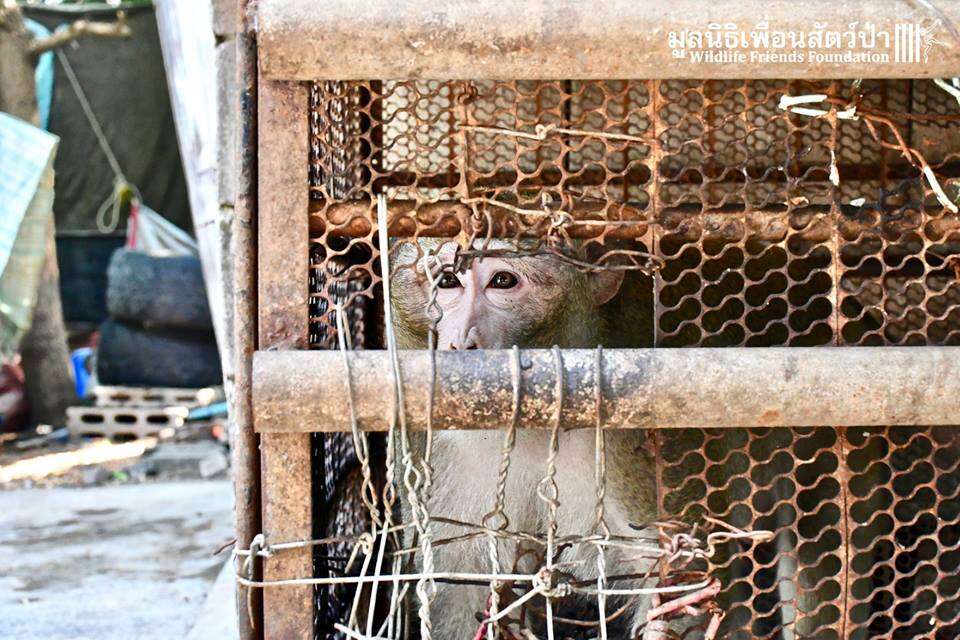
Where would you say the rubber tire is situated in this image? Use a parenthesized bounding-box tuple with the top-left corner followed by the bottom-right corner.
(96, 319, 222, 388)
(106, 249, 212, 331)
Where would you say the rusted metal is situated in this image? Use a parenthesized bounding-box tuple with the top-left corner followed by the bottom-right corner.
(310, 199, 878, 241)
(232, 1, 261, 636)
(306, 78, 960, 351)
(258, 0, 960, 80)
(654, 424, 960, 639)
(256, 77, 314, 640)
(258, 79, 311, 349)
(259, 433, 314, 640)
(310, 198, 649, 239)
(252, 346, 960, 432)
(299, 77, 960, 639)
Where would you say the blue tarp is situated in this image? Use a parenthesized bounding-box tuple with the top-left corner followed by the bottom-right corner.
(23, 18, 54, 130)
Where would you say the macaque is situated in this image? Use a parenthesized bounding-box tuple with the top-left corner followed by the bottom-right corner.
(390, 239, 659, 638)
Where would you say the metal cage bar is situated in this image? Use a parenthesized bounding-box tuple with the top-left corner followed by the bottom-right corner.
(233, 0, 262, 635)
(257, 0, 960, 80)
(252, 347, 960, 433)
(256, 77, 314, 640)
(242, 7, 960, 639)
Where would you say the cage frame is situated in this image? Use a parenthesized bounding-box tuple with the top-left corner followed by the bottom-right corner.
(233, 1, 960, 638)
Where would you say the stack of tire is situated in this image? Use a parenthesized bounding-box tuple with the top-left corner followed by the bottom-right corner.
(97, 250, 222, 389)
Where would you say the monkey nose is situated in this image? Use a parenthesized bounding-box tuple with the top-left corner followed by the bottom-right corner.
(450, 327, 480, 350)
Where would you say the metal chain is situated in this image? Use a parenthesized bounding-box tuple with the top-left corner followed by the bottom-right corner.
(594, 346, 611, 640)
(454, 243, 664, 278)
(377, 196, 439, 639)
(534, 347, 565, 640)
(335, 304, 381, 528)
(479, 346, 523, 639)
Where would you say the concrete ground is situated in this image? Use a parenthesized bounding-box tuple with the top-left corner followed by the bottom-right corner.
(0, 480, 237, 640)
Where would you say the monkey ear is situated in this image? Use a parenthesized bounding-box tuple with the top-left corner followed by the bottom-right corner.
(587, 269, 625, 306)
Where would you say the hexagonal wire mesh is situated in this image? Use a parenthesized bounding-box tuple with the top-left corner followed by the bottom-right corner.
(306, 79, 960, 639)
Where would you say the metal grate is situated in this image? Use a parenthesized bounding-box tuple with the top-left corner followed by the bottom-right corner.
(306, 79, 960, 639)
(307, 79, 960, 349)
(656, 426, 960, 639)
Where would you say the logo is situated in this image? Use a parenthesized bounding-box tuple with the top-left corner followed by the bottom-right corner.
(668, 20, 945, 67)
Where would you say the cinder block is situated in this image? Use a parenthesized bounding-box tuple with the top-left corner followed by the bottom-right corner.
(67, 405, 189, 440)
(92, 385, 221, 407)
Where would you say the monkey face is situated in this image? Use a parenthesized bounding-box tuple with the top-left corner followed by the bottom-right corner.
(391, 239, 625, 350)
(431, 251, 564, 349)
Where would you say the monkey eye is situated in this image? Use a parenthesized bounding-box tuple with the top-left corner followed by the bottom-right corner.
(488, 271, 519, 290)
(436, 271, 462, 289)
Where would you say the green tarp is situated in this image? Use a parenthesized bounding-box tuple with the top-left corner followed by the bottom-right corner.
(22, 3, 190, 234)
(22, 2, 192, 325)
(0, 112, 59, 357)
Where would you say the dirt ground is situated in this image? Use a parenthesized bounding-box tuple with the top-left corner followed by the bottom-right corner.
(0, 435, 237, 640)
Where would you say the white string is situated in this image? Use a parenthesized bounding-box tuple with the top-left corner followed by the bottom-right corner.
(334, 622, 390, 640)
(335, 303, 384, 634)
(375, 583, 410, 639)
(236, 570, 541, 588)
(779, 90, 959, 214)
(933, 78, 960, 107)
(366, 519, 392, 636)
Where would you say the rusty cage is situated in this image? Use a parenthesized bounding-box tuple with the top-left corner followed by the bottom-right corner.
(233, 2, 960, 639)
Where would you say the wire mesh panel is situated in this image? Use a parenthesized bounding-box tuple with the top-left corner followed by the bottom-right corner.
(302, 78, 960, 639)
(844, 426, 960, 640)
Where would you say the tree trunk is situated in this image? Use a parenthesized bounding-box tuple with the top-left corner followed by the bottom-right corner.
(1, 6, 76, 427)
(19, 223, 75, 427)
(0, 6, 39, 124)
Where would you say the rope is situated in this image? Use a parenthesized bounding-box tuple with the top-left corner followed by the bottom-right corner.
(336, 303, 390, 635)
(56, 49, 139, 234)
(367, 194, 402, 638)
